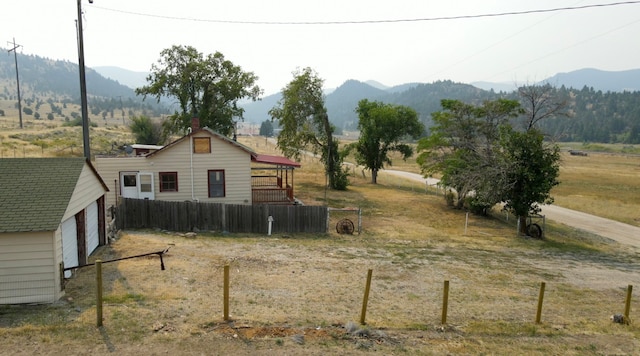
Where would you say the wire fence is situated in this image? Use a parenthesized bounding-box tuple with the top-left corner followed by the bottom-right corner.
(36, 227, 635, 332)
(69, 255, 636, 330)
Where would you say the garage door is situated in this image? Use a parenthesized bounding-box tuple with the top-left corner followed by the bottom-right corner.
(86, 201, 99, 255)
(61, 217, 78, 278)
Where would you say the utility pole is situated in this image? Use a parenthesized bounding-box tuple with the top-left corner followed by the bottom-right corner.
(118, 96, 125, 125)
(77, 0, 92, 159)
(7, 38, 23, 129)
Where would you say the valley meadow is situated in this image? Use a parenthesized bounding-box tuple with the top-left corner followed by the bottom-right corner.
(1, 117, 640, 355)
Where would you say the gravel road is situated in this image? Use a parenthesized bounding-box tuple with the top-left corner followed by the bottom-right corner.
(383, 169, 640, 249)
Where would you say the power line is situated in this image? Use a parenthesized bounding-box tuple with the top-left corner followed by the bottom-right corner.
(484, 16, 640, 82)
(91, 1, 640, 25)
(425, 0, 585, 81)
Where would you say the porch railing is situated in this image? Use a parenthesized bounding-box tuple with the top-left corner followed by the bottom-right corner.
(252, 185, 294, 204)
(252, 175, 282, 187)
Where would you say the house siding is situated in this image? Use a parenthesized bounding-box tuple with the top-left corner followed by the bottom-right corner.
(0, 231, 60, 304)
(187, 131, 252, 204)
(94, 157, 146, 209)
(95, 131, 253, 209)
(53, 225, 63, 295)
(63, 164, 108, 222)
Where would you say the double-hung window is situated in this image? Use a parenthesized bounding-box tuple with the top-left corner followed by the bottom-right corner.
(159, 172, 178, 192)
(208, 170, 225, 197)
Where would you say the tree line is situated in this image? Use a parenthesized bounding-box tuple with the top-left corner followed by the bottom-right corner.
(386, 82, 640, 144)
(527, 85, 640, 144)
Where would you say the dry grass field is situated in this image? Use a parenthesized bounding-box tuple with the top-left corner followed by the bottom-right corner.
(350, 140, 640, 229)
(0, 104, 135, 158)
(2, 134, 640, 355)
(552, 152, 640, 227)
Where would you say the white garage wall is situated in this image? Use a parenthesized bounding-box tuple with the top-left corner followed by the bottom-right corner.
(0, 232, 57, 304)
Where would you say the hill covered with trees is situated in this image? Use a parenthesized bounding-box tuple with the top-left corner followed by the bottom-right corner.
(0, 50, 165, 124)
(245, 78, 640, 144)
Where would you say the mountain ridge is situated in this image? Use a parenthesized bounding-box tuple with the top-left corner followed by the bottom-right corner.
(2, 50, 639, 144)
(90, 65, 640, 97)
(93, 66, 150, 90)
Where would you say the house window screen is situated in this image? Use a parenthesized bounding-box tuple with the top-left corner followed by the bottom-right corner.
(193, 137, 211, 153)
(140, 174, 153, 193)
(208, 170, 225, 198)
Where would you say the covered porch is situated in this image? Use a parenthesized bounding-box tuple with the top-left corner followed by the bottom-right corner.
(251, 154, 301, 205)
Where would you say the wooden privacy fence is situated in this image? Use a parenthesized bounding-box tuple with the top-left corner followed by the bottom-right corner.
(115, 198, 328, 234)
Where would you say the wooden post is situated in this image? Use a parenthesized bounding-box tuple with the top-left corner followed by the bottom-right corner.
(464, 213, 469, 235)
(223, 265, 230, 321)
(441, 280, 449, 325)
(624, 284, 633, 320)
(536, 282, 546, 324)
(96, 260, 103, 327)
(360, 269, 373, 325)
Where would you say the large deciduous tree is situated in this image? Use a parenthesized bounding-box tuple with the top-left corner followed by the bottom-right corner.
(269, 67, 348, 190)
(350, 99, 424, 184)
(136, 45, 262, 137)
(500, 126, 560, 234)
(417, 99, 521, 209)
(418, 94, 562, 237)
(506, 83, 566, 233)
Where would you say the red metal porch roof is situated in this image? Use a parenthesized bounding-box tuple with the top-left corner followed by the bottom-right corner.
(252, 154, 301, 167)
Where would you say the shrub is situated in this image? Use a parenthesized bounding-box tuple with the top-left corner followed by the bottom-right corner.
(465, 197, 491, 215)
(444, 190, 455, 207)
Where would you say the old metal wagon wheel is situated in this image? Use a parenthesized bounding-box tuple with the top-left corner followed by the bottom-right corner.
(527, 223, 543, 239)
(336, 219, 355, 235)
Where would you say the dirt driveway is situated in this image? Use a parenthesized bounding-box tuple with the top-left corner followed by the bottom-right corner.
(383, 169, 640, 249)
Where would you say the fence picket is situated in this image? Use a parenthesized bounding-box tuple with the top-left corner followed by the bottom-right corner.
(116, 198, 328, 234)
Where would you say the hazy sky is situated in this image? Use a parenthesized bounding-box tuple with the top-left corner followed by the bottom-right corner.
(2, 1, 640, 94)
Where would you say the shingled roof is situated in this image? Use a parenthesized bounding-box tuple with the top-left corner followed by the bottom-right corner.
(0, 158, 98, 233)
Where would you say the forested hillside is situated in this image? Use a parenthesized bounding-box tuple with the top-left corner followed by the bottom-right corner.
(246, 79, 640, 144)
(511, 86, 640, 143)
(544, 68, 640, 93)
(396, 83, 640, 143)
(0, 50, 165, 124)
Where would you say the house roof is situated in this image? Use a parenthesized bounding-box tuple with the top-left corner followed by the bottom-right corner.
(252, 154, 301, 168)
(0, 158, 107, 233)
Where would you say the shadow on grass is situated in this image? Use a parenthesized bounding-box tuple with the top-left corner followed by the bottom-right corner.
(99, 326, 117, 352)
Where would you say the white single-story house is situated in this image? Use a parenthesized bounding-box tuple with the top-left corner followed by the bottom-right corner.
(95, 119, 301, 210)
(0, 158, 109, 304)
